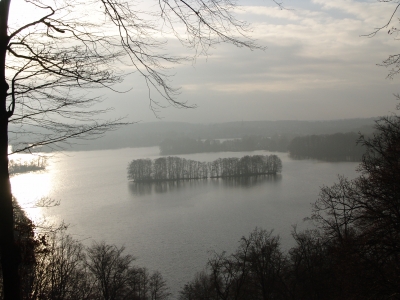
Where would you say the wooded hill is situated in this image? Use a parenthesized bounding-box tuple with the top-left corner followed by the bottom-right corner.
(127, 155, 282, 182)
(160, 132, 367, 162)
(159, 135, 289, 155)
(35, 118, 375, 151)
(288, 132, 365, 161)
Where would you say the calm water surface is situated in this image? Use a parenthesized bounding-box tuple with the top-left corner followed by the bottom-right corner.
(10, 147, 359, 296)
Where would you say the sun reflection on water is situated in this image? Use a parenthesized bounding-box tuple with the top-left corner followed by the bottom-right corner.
(10, 169, 52, 223)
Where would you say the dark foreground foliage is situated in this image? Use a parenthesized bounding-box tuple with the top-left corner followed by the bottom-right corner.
(179, 116, 400, 300)
(0, 216, 170, 300)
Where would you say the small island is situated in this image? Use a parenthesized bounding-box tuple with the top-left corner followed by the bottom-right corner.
(128, 154, 282, 182)
(9, 157, 47, 175)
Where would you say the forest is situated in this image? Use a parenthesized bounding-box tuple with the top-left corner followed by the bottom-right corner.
(7, 204, 171, 299)
(159, 132, 367, 162)
(127, 155, 282, 182)
(159, 136, 290, 155)
(288, 132, 365, 161)
(60, 118, 375, 151)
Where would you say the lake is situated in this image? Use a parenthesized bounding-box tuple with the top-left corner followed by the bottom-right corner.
(10, 147, 359, 297)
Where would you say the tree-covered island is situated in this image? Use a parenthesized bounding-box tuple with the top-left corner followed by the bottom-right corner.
(128, 155, 282, 182)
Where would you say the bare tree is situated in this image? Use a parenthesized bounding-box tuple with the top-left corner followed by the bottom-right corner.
(309, 176, 360, 245)
(29, 231, 94, 300)
(183, 228, 287, 300)
(86, 242, 134, 300)
(179, 271, 217, 300)
(87, 242, 170, 300)
(127, 267, 151, 299)
(364, 0, 400, 81)
(0, 0, 282, 298)
(149, 271, 170, 300)
(309, 116, 400, 298)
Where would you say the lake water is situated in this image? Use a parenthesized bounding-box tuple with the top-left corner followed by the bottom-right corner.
(10, 147, 359, 297)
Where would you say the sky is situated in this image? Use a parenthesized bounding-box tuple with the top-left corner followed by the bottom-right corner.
(9, 0, 400, 123)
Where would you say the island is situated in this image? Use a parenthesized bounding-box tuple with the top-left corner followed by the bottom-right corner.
(127, 154, 282, 182)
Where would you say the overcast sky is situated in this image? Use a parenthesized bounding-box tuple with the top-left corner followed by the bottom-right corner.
(109, 0, 398, 123)
(12, 0, 400, 124)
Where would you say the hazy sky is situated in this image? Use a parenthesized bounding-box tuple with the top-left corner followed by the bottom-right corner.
(12, 0, 400, 123)
(107, 0, 398, 124)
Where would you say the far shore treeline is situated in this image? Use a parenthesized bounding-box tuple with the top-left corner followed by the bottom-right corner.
(160, 135, 290, 155)
(39, 118, 374, 152)
(159, 132, 367, 161)
(128, 155, 282, 182)
(288, 132, 365, 161)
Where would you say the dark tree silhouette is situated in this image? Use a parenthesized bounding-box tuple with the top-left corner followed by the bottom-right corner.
(309, 116, 400, 298)
(180, 228, 288, 300)
(0, 227, 170, 299)
(0, 0, 281, 297)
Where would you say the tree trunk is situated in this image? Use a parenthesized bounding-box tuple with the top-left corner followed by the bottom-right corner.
(0, 0, 21, 299)
(0, 120, 20, 300)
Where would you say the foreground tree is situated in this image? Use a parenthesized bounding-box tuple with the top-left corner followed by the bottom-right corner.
(86, 242, 170, 300)
(29, 231, 94, 300)
(181, 228, 288, 300)
(86, 243, 134, 300)
(0, 0, 282, 298)
(309, 115, 400, 298)
(0, 221, 170, 299)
